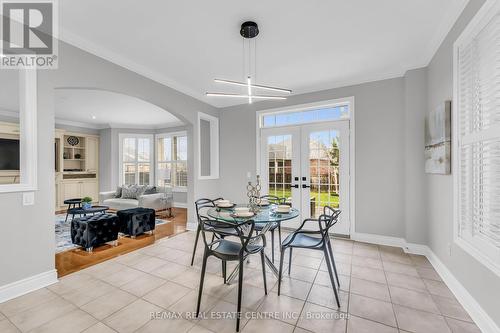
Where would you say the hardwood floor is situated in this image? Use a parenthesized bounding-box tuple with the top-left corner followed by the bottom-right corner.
(55, 208, 187, 277)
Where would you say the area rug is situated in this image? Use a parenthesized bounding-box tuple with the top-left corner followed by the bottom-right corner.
(55, 213, 169, 253)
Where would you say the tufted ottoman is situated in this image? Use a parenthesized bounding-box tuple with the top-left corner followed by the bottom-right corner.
(71, 214, 120, 252)
(117, 207, 156, 238)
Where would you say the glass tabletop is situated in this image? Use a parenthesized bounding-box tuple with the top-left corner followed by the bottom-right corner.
(207, 204, 299, 223)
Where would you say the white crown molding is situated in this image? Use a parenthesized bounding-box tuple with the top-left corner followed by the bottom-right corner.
(55, 118, 184, 131)
(55, 118, 107, 129)
(59, 0, 470, 110)
(422, 0, 471, 67)
(350, 232, 499, 333)
(59, 28, 206, 106)
(0, 270, 58, 303)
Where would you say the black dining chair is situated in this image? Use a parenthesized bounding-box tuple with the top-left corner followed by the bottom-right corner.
(191, 198, 223, 266)
(277, 206, 342, 308)
(253, 195, 285, 263)
(196, 217, 267, 332)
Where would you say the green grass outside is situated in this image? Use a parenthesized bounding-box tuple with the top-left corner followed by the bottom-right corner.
(271, 189, 340, 208)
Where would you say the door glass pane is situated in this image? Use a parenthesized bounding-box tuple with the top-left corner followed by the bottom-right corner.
(309, 130, 340, 218)
(267, 135, 292, 203)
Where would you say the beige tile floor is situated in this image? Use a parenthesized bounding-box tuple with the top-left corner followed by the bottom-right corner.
(0, 231, 481, 333)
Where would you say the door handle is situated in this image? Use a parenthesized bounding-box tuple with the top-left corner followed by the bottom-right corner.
(291, 184, 299, 189)
(302, 184, 310, 188)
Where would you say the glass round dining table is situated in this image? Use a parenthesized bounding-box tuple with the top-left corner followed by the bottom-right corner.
(206, 204, 300, 282)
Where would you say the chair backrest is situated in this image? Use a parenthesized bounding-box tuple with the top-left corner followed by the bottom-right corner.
(195, 198, 223, 223)
(198, 217, 256, 255)
(260, 195, 285, 204)
(309, 206, 341, 244)
(319, 206, 341, 237)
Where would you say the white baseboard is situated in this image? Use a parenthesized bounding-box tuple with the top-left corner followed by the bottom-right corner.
(349, 232, 499, 333)
(0, 270, 58, 304)
(425, 249, 500, 333)
(173, 202, 187, 208)
(186, 222, 197, 231)
(351, 232, 406, 248)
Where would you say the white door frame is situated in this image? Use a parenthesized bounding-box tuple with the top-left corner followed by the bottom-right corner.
(255, 97, 355, 237)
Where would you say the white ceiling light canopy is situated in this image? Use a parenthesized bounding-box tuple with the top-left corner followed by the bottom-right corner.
(206, 21, 291, 104)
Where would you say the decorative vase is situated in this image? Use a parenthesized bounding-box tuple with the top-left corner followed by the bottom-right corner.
(82, 202, 92, 210)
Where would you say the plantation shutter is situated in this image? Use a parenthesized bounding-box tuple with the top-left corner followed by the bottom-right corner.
(457, 11, 500, 262)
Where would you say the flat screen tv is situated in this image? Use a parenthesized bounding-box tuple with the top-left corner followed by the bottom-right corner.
(0, 138, 20, 170)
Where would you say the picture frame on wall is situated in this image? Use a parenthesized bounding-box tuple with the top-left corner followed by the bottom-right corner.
(425, 101, 451, 174)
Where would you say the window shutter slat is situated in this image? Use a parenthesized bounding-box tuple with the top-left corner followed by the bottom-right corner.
(457, 13, 500, 257)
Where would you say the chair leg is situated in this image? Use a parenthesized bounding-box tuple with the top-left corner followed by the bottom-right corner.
(236, 257, 244, 332)
(323, 246, 340, 308)
(278, 247, 285, 296)
(327, 238, 340, 288)
(278, 224, 282, 244)
(196, 252, 208, 317)
(190, 224, 201, 266)
(271, 229, 275, 263)
(288, 247, 293, 275)
(260, 250, 267, 295)
(222, 260, 227, 284)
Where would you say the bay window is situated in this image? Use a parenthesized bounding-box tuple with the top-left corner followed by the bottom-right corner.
(156, 132, 188, 189)
(119, 134, 154, 185)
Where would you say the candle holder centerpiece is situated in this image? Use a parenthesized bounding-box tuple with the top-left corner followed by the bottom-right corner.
(246, 175, 262, 213)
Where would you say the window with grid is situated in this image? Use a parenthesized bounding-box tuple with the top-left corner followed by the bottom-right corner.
(157, 133, 188, 189)
(120, 136, 152, 185)
(455, 4, 500, 273)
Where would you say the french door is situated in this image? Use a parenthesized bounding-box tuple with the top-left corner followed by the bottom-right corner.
(260, 120, 350, 235)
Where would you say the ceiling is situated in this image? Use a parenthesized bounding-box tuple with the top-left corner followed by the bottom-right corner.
(60, 0, 468, 108)
(55, 89, 183, 129)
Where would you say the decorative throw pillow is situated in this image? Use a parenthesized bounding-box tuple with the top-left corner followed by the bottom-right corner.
(144, 185, 157, 195)
(115, 186, 122, 198)
(121, 185, 147, 199)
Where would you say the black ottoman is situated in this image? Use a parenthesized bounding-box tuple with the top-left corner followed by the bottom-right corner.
(117, 208, 156, 238)
(71, 214, 120, 252)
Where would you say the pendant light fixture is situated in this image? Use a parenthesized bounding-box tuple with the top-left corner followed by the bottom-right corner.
(206, 21, 291, 104)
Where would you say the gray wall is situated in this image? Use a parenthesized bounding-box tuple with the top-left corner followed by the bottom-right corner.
(0, 40, 218, 289)
(219, 77, 406, 238)
(403, 68, 427, 245)
(425, 0, 500, 327)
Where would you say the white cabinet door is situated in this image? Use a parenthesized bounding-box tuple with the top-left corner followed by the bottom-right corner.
(86, 137, 99, 172)
(81, 180, 99, 203)
(61, 181, 81, 201)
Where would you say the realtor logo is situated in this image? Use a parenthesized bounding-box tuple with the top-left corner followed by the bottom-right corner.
(1, 0, 58, 68)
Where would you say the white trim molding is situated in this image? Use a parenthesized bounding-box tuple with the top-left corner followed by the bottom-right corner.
(347, 232, 500, 333)
(0, 69, 38, 193)
(173, 201, 187, 208)
(197, 112, 219, 180)
(0, 270, 58, 304)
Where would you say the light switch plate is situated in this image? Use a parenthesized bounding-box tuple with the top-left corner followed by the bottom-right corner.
(23, 192, 35, 206)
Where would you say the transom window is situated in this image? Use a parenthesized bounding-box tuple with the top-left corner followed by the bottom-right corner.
(261, 105, 349, 128)
(156, 132, 188, 189)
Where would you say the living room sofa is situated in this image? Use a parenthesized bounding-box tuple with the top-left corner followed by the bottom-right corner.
(99, 185, 173, 212)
